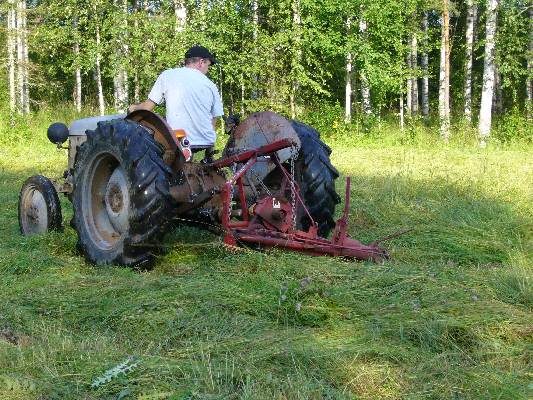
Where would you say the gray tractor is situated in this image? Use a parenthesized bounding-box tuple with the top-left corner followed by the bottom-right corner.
(18, 110, 370, 267)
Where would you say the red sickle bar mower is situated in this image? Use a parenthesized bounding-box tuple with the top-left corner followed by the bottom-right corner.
(210, 138, 388, 261)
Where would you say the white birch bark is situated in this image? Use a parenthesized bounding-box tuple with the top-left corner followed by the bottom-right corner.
(241, 74, 245, 116)
(359, 15, 371, 115)
(464, 0, 477, 122)
(7, 0, 17, 116)
(421, 12, 429, 119)
(73, 19, 82, 113)
(399, 87, 404, 130)
(16, 0, 24, 114)
(94, 8, 105, 116)
(406, 52, 412, 116)
(133, 0, 140, 103)
(174, 0, 187, 33)
(526, 7, 533, 119)
(290, 0, 301, 119)
(439, 0, 451, 141)
(114, 0, 129, 112)
(478, 0, 499, 145)
(411, 31, 419, 115)
(21, 0, 29, 114)
(251, 0, 259, 100)
(345, 17, 352, 123)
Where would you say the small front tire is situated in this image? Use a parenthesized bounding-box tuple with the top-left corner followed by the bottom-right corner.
(18, 175, 63, 236)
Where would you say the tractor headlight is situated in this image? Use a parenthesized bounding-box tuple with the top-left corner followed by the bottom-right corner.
(47, 122, 69, 145)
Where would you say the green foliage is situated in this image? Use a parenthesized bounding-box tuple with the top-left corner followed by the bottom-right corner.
(1, 0, 530, 124)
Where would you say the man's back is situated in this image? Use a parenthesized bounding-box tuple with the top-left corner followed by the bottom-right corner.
(148, 67, 223, 146)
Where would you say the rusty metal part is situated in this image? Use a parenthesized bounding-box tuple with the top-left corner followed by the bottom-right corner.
(253, 196, 293, 233)
(215, 139, 389, 262)
(223, 112, 301, 187)
(169, 162, 226, 217)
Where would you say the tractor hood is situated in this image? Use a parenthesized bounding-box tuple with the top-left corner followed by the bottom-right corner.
(69, 114, 126, 136)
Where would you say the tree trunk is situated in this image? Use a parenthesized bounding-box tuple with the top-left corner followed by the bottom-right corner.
(251, 0, 259, 100)
(406, 52, 412, 116)
(94, 10, 105, 116)
(7, 0, 17, 118)
(114, 0, 129, 112)
(174, 0, 187, 33)
(421, 11, 429, 120)
(241, 75, 245, 116)
(439, 0, 451, 141)
(359, 15, 372, 115)
(464, 0, 477, 122)
(73, 19, 82, 113)
(411, 31, 419, 115)
(16, 0, 28, 114)
(478, 0, 499, 146)
(345, 17, 352, 123)
(133, 1, 140, 103)
(526, 6, 532, 119)
(22, 0, 29, 113)
(291, 0, 301, 119)
(399, 86, 404, 130)
(493, 63, 503, 114)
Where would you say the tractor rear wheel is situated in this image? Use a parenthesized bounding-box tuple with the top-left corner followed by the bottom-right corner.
(291, 120, 341, 237)
(72, 119, 174, 266)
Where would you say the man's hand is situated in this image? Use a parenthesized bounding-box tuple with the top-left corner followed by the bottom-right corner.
(128, 99, 157, 114)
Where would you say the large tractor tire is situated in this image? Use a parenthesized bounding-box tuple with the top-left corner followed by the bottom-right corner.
(72, 119, 174, 266)
(290, 120, 341, 237)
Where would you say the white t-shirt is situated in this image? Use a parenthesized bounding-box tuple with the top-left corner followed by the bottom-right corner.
(148, 67, 224, 146)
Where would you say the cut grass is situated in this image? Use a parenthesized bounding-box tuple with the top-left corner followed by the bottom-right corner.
(0, 116, 531, 399)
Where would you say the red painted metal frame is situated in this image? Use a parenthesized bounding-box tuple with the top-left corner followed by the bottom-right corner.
(217, 139, 389, 262)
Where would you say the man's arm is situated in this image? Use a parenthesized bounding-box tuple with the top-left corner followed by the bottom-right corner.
(128, 99, 157, 113)
(212, 117, 218, 132)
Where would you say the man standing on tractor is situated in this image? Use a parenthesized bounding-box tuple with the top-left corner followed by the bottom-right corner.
(128, 45, 224, 153)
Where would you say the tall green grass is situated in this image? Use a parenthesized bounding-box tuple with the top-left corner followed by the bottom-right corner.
(0, 107, 531, 399)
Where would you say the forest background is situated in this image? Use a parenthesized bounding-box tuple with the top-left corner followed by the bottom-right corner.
(0, 0, 531, 144)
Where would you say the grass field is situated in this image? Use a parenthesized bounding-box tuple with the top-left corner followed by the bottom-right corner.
(0, 114, 531, 399)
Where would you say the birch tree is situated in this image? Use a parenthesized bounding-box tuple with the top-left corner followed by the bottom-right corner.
(463, 0, 477, 122)
(527, 6, 532, 118)
(73, 18, 82, 113)
(16, 0, 29, 114)
(290, 0, 302, 119)
(7, 0, 17, 117)
(421, 11, 429, 119)
(406, 51, 412, 115)
(439, 0, 451, 141)
(478, 0, 499, 145)
(359, 14, 372, 116)
(345, 17, 352, 123)
(93, 3, 105, 116)
(113, 0, 129, 112)
(174, 0, 187, 33)
(410, 29, 419, 115)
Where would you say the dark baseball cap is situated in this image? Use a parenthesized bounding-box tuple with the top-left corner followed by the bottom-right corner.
(185, 45, 217, 65)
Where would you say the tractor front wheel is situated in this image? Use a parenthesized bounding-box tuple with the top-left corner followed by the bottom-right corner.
(72, 119, 174, 266)
(18, 175, 62, 235)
